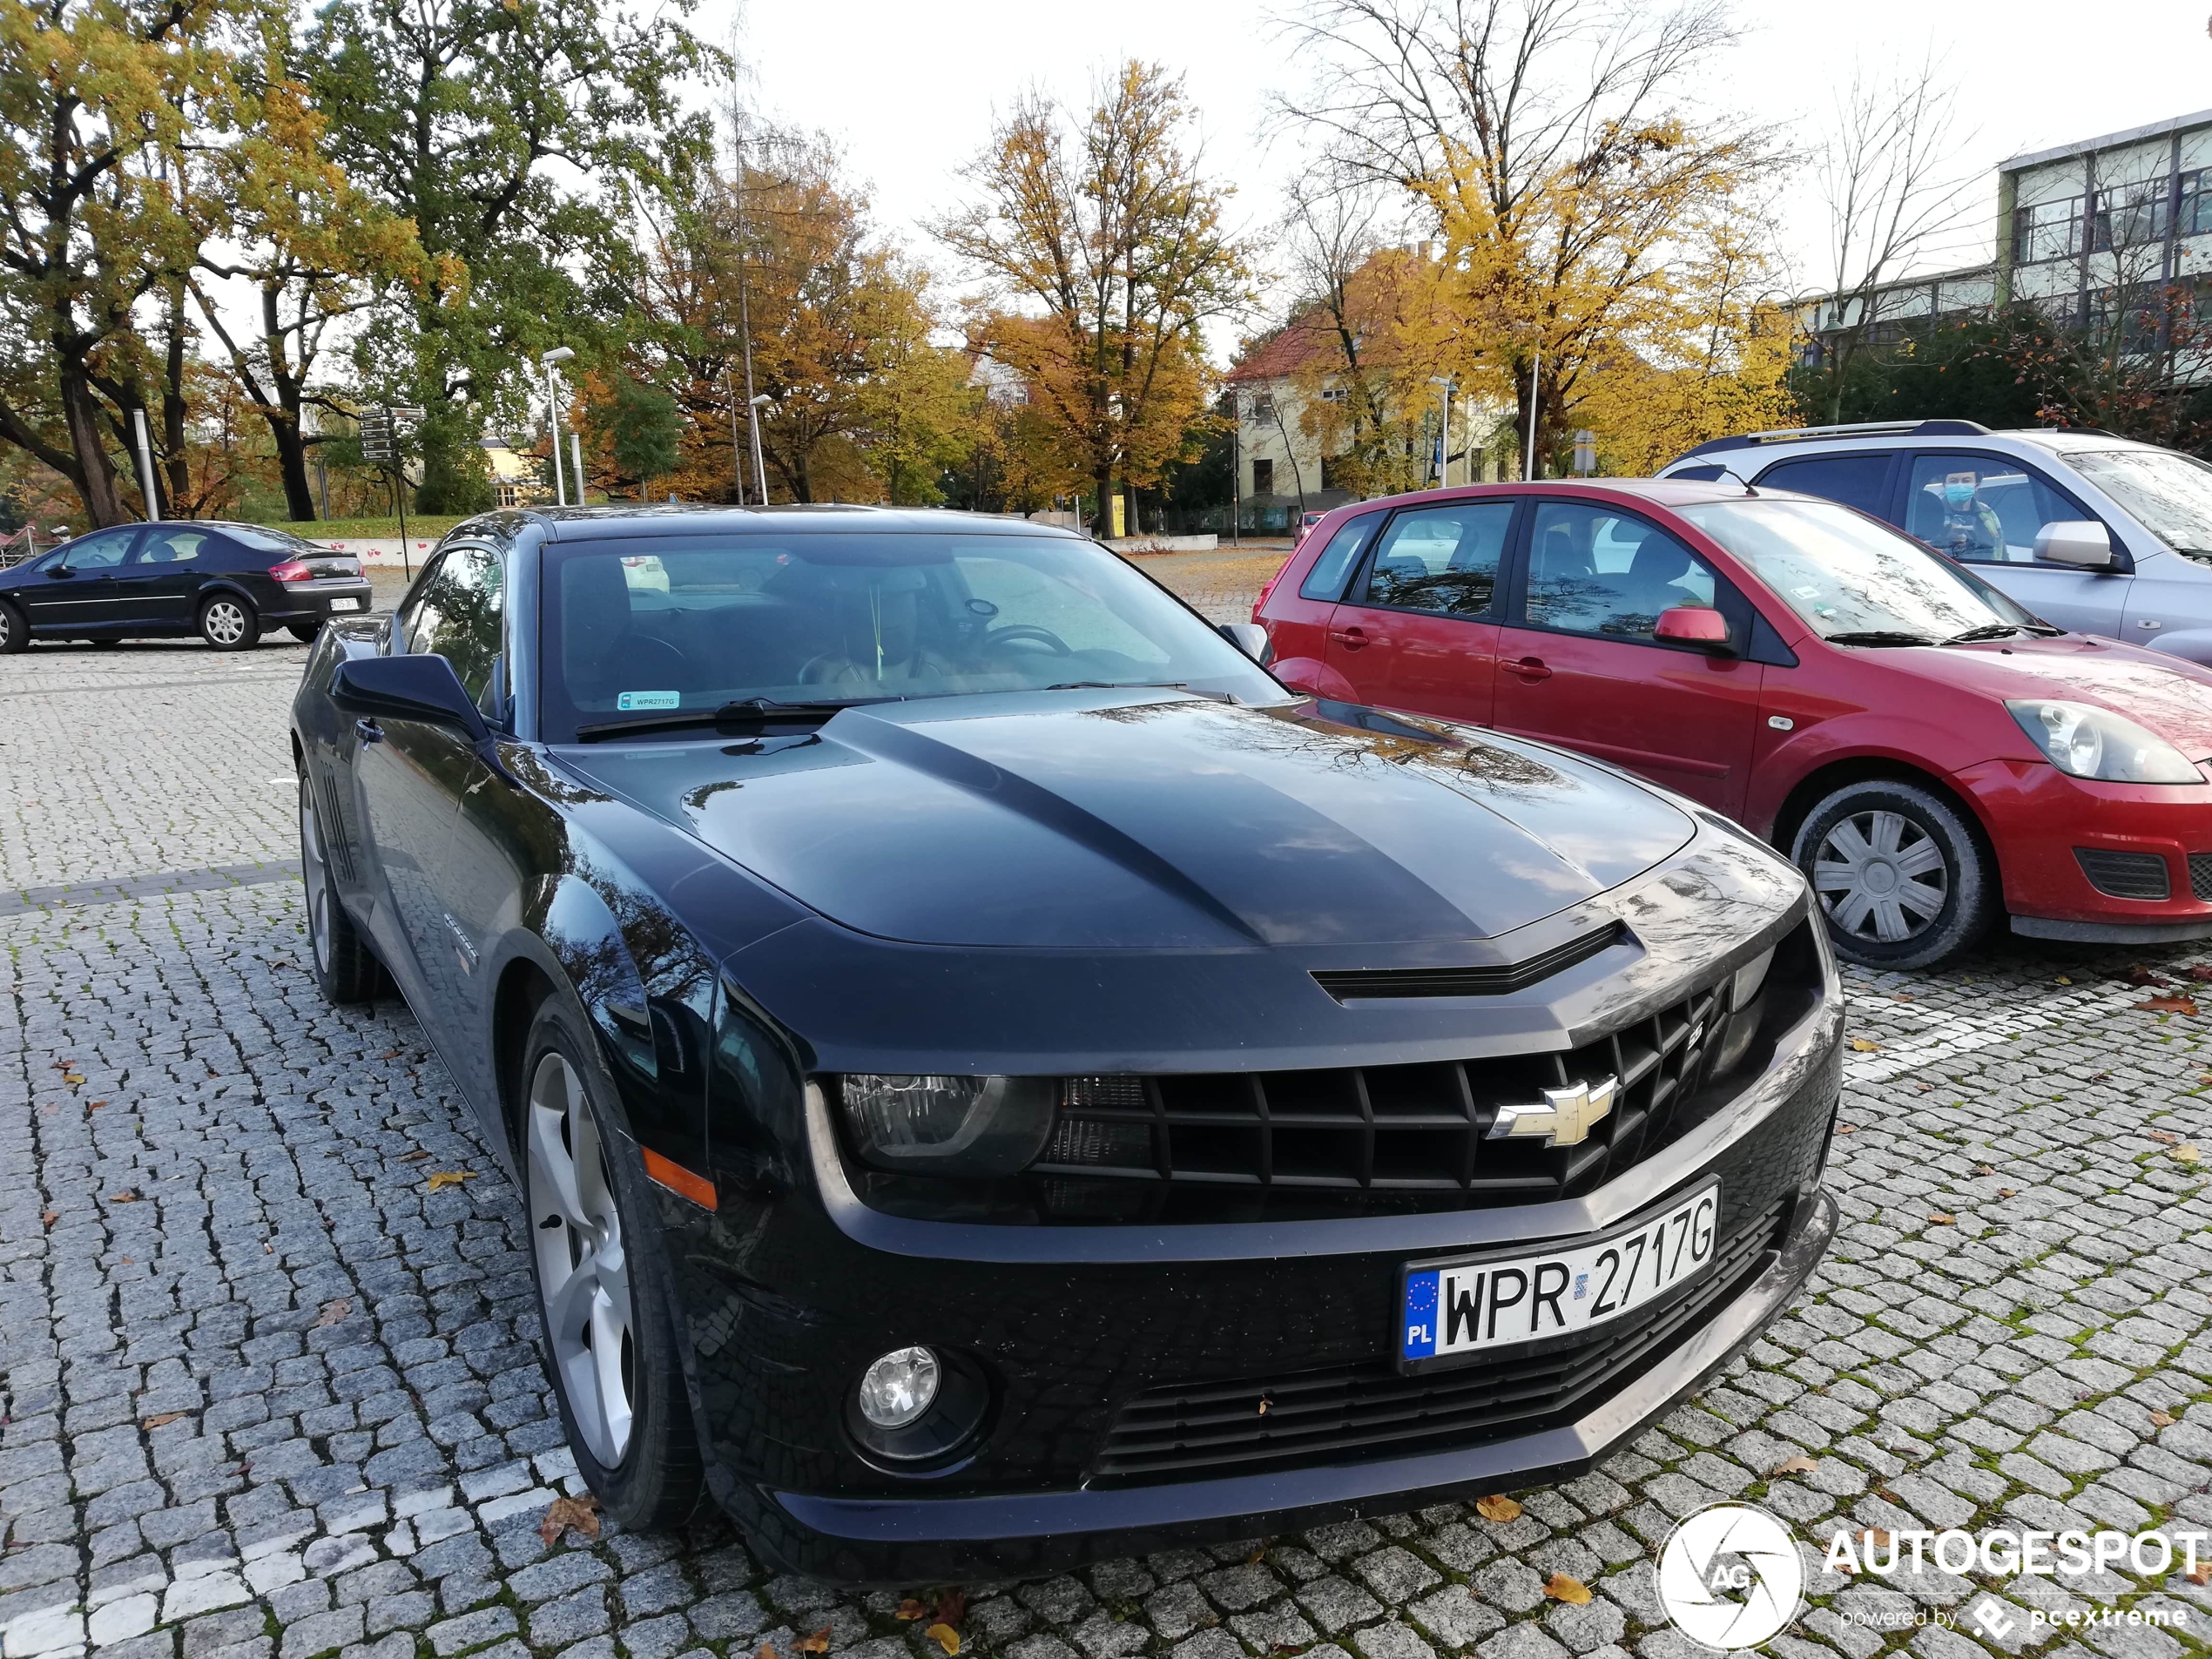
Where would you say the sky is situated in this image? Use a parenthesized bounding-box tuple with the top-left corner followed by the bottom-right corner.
(712, 0, 2212, 347)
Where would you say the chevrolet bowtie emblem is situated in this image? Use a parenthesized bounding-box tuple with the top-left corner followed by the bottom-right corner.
(1487, 1075, 1617, 1149)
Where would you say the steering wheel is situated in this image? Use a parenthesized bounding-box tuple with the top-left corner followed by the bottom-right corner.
(983, 624, 1073, 657)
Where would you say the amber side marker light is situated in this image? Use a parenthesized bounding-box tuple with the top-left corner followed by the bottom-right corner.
(642, 1148, 718, 1211)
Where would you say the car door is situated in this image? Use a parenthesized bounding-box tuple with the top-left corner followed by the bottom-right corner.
(125, 525, 218, 629)
(1319, 499, 1517, 725)
(23, 528, 141, 631)
(1898, 451, 2124, 636)
(349, 551, 477, 1023)
(1264, 512, 1379, 683)
(1491, 500, 1764, 815)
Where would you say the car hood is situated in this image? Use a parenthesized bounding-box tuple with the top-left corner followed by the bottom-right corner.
(556, 693, 1696, 949)
(1876, 635, 2212, 758)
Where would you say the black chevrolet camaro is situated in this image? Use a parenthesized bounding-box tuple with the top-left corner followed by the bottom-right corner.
(289, 504, 1844, 1582)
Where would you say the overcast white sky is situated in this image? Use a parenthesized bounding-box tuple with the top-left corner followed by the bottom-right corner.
(712, 0, 2212, 350)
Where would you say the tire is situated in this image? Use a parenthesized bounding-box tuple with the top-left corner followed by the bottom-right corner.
(521, 997, 705, 1530)
(199, 593, 260, 651)
(287, 623, 321, 644)
(1791, 779, 1996, 970)
(0, 602, 28, 653)
(297, 768, 381, 1002)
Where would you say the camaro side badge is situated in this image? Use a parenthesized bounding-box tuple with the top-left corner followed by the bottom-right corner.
(1488, 1076, 1617, 1148)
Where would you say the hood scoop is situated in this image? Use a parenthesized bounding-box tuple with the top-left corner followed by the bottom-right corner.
(1311, 922, 1628, 1002)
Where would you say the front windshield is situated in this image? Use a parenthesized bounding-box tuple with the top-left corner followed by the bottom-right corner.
(1676, 498, 2041, 643)
(2067, 448, 2212, 560)
(538, 531, 1284, 741)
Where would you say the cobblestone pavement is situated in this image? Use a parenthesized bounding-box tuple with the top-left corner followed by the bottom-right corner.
(10, 631, 2212, 1659)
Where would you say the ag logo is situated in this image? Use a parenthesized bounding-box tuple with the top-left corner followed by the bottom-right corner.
(1656, 1503, 1804, 1649)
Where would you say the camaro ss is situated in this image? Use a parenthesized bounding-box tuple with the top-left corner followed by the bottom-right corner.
(289, 505, 1844, 1581)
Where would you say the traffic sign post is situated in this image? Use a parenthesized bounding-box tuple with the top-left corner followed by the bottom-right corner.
(359, 407, 424, 575)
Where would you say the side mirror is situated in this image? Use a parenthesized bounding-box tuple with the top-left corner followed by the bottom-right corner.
(1218, 621, 1273, 664)
(2033, 520, 2114, 570)
(332, 653, 489, 743)
(45, 565, 71, 578)
(1655, 605, 1733, 651)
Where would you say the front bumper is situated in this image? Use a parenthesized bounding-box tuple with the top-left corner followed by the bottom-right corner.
(265, 577, 374, 623)
(1957, 758, 2212, 930)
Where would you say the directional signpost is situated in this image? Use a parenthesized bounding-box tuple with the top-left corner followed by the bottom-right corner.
(359, 407, 424, 575)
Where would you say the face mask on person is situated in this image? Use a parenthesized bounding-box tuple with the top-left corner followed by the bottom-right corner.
(1944, 479, 1977, 512)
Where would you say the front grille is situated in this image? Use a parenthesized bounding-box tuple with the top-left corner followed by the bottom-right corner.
(1033, 982, 1727, 1204)
(2191, 853, 2212, 903)
(1092, 1195, 1790, 1482)
(1312, 923, 1625, 1001)
(2075, 847, 2169, 900)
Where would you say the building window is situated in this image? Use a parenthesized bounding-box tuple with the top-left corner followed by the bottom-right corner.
(1251, 395, 1277, 422)
(2182, 171, 2212, 238)
(1252, 458, 1275, 496)
(2013, 195, 2081, 264)
(2092, 179, 2171, 252)
(1320, 385, 1349, 404)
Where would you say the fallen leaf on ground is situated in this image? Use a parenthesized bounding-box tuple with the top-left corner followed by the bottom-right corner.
(87, 1100, 106, 1110)
(2177, 1145, 2204, 1162)
(1859, 1527, 1893, 1548)
(2054, 975, 2073, 985)
(1771, 1454, 1818, 1475)
(1475, 1494, 1523, 1523)
(757, 1644, 778, 1659)
(41, 1211, 57, 1229)
(1998, 1188, 2017, 1198)
(2138, 995, 2200, 1015)
(1835, 1123, 1858, 1134)
(1246, 1544, 1268, 1565)
(382, 1049, 401, 1059)
(2152, 1410, 2177, 1427)
(895, 1602, 928, 1622)
(2190, 1565, 2211, 1586)
(1877, 1488, 1902, 1504)
(1974, 1164, 1997, 1176)
(398, 1150, 430, 1163)
(1849, 1038, 1880, 1052)
(2125, 965, 2170, 986)
(1928, 1212, 1957, 1224)
(2191, 965, 2212, 981)
(2150, 1129, 2182, 1143)
(932, 1591, 967, 1628)
(108, 1190, 141, 1204)
(315, 1298, 351, 1327)
(537, 1493, 600, 1547)
(1544, 1574, 1593, 1606)
(795, 1629, 829, 1655)
(425, 1170, 477, 1191)
(142, 1411, 185, 1429)
(925, 1626, 960, 1656)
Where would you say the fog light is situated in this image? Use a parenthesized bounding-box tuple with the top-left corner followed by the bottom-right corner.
(857, 1345, 940, 1429)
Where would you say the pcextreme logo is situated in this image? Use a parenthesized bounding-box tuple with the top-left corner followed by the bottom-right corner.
(1656, 1503, 1805, 1650)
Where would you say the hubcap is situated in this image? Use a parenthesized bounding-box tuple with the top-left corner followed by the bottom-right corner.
(527, 1053, 636, 1466)
(1812, 809, 1948, 945)
(297, 777, 333, 974)
(206, 602, 246, 644)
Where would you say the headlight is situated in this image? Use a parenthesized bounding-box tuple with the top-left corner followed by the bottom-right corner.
(1728, 946, 1775, 1012)
(2006, 699, 2202, 784)
(837, 1074, 1057, 1176)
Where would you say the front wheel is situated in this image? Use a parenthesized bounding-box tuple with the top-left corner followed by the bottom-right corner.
(1791, 779, 1995, 970)
(287, 623, 320, 644)
(199, 594, 260, 651)
(522, 999, 704, 1530)
(298, 768, 381, 1002)
(0, 602, 25, 654)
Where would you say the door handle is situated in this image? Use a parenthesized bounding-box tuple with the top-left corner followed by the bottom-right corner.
(1329, 626, 1370, 651)
(1505, 656, 1552, 681)
(354, 718, 383, 743)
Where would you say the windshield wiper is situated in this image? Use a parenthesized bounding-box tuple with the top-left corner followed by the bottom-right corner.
(1042, 679, 1239, 704)
(1941, 623, 2047, 644)
(573, 696, 900, 743)
(1823, 630, 1937, 648)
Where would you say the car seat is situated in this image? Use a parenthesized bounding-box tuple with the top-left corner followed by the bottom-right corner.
(562, 556, 688, 700)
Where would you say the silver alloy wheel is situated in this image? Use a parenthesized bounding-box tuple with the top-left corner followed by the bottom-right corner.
(527, 1052, 636, 1466)
(298, 777, 333, 974)
(1812, 808, 1948, 944)
(203, 599, 247, 645)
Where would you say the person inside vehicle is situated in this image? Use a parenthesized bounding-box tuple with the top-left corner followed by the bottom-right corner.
(1931, 471, 2006, 560)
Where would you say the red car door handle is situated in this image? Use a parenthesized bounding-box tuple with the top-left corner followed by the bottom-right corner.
(1506, 656, 1551, 681)
(1330, 626, 1369, 651)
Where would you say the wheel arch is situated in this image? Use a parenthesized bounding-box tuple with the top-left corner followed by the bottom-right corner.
(492, 954, 560, 1153)
(1770, 755, 2004, 887)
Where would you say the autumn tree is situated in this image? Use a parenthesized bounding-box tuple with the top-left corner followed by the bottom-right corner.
(1276, 0, 1782, 476)
(0, 0, 275, 525)
(935, 62, 1255, 535)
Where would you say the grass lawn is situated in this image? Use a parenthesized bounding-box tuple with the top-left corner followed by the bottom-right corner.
(265, 514, 473, 540)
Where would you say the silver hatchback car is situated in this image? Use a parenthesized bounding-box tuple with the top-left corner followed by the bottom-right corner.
(1658, 421, 2212, 666)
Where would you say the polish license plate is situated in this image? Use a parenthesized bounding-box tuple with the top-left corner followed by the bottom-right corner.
(332, 597, 364, 611)
(1399, 1182, 1721, 1372)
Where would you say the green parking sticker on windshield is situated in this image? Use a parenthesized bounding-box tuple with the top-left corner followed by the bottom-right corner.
(617, 690, 680, 711)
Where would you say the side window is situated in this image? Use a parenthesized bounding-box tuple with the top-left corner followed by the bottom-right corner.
(1669, 465, 1726, 482)
(1358, 502, 1514, 617)
(1905, 454, 2084, 563)
(1523, 502, 1724, 644)
(1298, 515, 1379, 601)
(393, 554, 446, 655)
(410, 547, 506, 707)
(60, 529, 138, 570)
(1755, 454, 1895, 517)
(136, 529, 210, 565)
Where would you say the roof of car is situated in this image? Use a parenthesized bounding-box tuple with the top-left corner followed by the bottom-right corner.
(1666, 421, 2159, 469)
(481, 503, 1086, 543)
(1340, 478, 1797, 513)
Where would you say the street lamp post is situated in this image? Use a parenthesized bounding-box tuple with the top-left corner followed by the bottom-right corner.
(748, 395, 772, 504)
(540, 347, 575, 507)
(1428, 376, 1453, 489)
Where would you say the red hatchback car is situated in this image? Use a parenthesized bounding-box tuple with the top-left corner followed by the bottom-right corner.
(1255, 478, 2212, 968)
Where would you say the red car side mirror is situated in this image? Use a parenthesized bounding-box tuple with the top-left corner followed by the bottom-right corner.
(1655, 605, 1732, 651)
